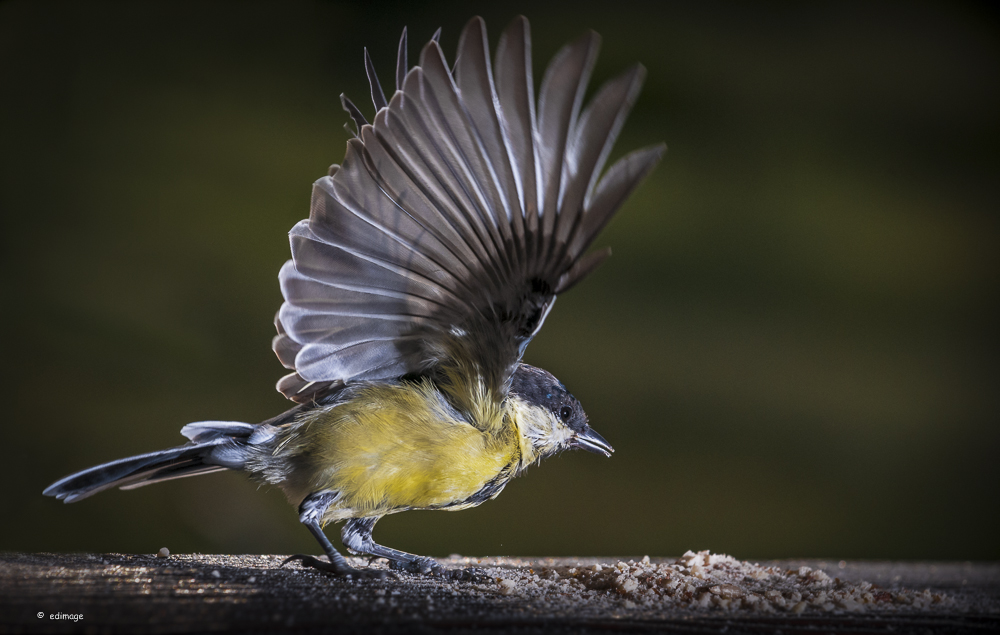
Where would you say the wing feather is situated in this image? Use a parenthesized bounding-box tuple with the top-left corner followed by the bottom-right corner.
(274, 17, 663, 405)
(313, 142, 475, 297)
(410, 50, 513, 283)
(493, 17, 537, 285)
(395, 27, 408, 92)
(454, 18, 524, 277)
(566, 144, 666, 263)
(556, 65, 646, 261)
(385, 69, 504, 287)
(535, 30, 600, 274)
(273, 309, 302, 370)
(363, 115, 491, 285)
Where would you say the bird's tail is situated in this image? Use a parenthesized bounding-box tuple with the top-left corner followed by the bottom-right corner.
(43, 421, 260, 503)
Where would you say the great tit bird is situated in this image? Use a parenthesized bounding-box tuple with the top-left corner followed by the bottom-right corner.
(44, 16, 664, 580)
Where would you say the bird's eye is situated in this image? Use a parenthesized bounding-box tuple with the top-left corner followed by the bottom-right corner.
(559, 406, 572, 422)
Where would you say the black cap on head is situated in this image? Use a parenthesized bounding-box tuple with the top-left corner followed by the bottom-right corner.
(509, 364, 588, 433)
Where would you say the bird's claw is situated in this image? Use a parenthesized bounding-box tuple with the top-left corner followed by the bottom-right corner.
(282, 554, 394, 580)
(389, 556, 439, 575)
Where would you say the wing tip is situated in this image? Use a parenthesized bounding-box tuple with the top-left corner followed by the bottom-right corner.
(648, 142, 668, 163)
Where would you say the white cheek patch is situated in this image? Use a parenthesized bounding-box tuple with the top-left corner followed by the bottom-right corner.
(518, 404, 574, 453)
(548, 423, 574, 447)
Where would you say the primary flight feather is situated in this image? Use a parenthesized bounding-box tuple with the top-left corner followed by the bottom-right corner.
(44, 16, 664, 579)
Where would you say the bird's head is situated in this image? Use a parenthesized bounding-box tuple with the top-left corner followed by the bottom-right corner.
(508, 364, 614, 467)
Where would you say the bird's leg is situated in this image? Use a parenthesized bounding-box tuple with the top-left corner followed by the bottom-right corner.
(282, 490, 389, 579)
(341, 517, 432, 572)
(341, 517, 488, 581)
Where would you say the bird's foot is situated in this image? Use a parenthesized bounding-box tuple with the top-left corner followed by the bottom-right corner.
(282, 554, 393, 580)
(388, 555, 437, 575)
(389, 557, 491, 582)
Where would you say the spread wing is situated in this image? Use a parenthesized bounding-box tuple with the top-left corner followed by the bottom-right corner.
(273, 16, 664, 405)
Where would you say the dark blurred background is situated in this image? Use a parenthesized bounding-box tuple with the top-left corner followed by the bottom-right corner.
(1, 0, 997, 561)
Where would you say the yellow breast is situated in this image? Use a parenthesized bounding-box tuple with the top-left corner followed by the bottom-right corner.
(275, 381, 519, 523)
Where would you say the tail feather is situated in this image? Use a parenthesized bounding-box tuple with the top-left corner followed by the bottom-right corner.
(44, 421, 256, 503)
(118, 463, 228, 490)
(180, 421, 256, 443)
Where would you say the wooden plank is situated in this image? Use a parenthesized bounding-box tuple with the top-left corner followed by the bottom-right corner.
(2, 553, 997, 633)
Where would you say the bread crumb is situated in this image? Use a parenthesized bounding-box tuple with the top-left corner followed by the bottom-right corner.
(481, 550, 954, 614)
(498, 578, 517, 595)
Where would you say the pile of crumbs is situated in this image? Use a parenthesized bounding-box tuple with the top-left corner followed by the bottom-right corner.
(481, 551, 952, 614)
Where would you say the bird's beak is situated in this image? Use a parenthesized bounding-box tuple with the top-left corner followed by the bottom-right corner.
(571, 427, 614, 458)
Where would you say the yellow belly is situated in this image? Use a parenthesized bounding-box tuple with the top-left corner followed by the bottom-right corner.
(274, 381, 519, 523)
